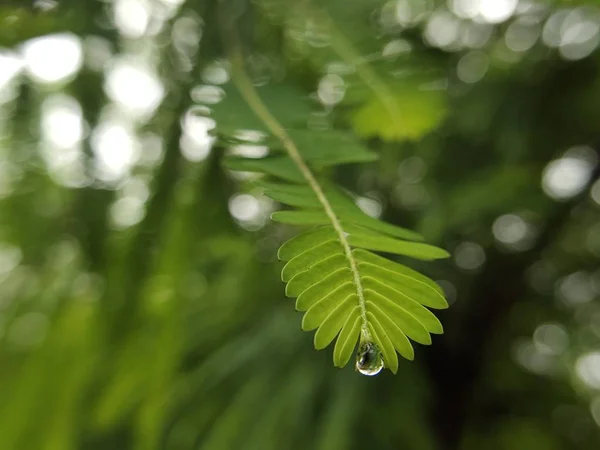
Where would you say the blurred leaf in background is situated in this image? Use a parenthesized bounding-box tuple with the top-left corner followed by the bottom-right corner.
(1, 0, 600, 450)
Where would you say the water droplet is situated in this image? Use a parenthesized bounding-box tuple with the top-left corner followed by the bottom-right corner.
(355, 341, 384, 376)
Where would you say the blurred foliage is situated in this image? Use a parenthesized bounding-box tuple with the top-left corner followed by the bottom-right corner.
(1, 0, 600, 450)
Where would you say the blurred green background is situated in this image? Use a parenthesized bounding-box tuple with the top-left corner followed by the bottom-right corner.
(1, 0, 600, 449)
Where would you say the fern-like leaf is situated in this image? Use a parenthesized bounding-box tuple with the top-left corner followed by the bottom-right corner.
(214, 7, 451, 374)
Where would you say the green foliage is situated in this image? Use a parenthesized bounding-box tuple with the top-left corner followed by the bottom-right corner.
(1, 0, 600, 448)
(350, 78, 448, 141)
(206, 79, 450, 373)
(257, 0, 448, 141)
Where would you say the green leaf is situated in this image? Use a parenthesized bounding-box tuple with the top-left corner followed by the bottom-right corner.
(218, 55, 450, 373)
(273, 129, 378, 166)
(271, 210, 330, 226)
(260, 182, 423, 241)
(350, 78, 447, 141)
(368, 313, 399, 374)
(281, 242, 342, 282)
(367, 303, 414, 361)
(205, 83, 312, 134)
(333, 310, 362, 367)
(286, 254, 347, 296)
(223, 156, 304, 182)
(346, 230, 450, 260)
(278, 227, 338, 261)
(313, 294, 357, 349)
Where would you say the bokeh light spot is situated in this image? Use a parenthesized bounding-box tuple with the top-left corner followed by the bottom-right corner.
(91, 120, 139, 182)
(457, 51, 489, 84)
(356, 196, 383, 218)
(454, 241, 486, 271)
(542, 153, 595, 201)
(22, 33, 82, 84)
(533, 323, 569, 356)
(105, 60, 165, 117)
(576, 352, 600, 389)
(114, 0, 150, 38)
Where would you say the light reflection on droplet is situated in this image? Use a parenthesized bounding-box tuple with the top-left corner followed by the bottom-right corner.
(356, 341, 384, 376)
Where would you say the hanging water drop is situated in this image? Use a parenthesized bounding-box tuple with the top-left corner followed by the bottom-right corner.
(355, 341, 384, 376)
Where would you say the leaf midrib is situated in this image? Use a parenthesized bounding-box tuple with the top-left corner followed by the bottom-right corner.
(225, 31, 372, 342)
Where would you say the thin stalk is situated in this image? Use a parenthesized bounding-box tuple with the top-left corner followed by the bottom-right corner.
(219, 2, 371, 340)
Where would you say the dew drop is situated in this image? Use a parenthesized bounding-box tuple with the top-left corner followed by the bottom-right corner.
(355, 341, 384, 376)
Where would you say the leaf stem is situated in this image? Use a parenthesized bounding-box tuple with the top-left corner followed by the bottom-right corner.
(220, 2, 371, 341)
